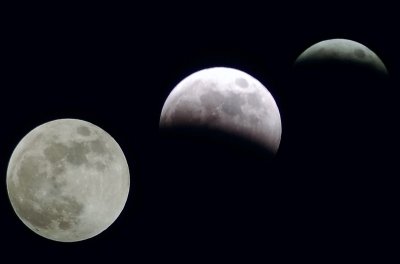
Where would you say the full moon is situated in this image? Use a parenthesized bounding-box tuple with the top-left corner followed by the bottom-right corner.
(160, 67, 282, 154)
(294, 38, 388, 74)
(6, 119, 130, 242)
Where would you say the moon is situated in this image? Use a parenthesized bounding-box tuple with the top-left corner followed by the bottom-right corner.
(294, 38, 388, 74)
(6, 119, 130, 242)
(160, 67, 282, 154)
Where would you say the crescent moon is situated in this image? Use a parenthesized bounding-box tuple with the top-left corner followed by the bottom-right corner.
(295, 38, 388, 75)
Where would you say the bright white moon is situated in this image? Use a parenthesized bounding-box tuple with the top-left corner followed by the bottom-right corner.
(6, 119, 130, 242)
(160, 67, 282, 154)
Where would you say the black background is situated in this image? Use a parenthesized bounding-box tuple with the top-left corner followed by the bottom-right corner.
(1, 2, 399, 262)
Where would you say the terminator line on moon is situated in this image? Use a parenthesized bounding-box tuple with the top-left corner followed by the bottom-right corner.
(295, 38, 388, 74)
(160, 67, 282, 154)
(6, 119, 130, 242)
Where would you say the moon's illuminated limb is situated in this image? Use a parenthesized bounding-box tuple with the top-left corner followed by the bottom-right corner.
(160, 67, 282, 154)
(6, 119, 130, 242)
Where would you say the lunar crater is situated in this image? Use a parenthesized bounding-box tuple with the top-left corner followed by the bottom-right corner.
(77, 126, 91, 136)
(89, 139, 107, 154)
(354, 48, 366, 58)
(66, 142, 90, 165)
(200, 89, 224, 109)
(235, 77, 249, 88)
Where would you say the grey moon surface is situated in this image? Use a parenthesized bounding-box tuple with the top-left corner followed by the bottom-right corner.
(295, 38, 388, 74)
(160, 67, 282, 154)
(6, 119, 130, 242)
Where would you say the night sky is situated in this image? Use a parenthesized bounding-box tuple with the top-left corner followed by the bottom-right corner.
(1, 2, 398, 262)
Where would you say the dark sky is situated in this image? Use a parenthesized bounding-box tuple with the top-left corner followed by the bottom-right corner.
(1, 2, 398, 262)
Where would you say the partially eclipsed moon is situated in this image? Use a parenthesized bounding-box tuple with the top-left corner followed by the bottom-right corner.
(160, 67, 282, 154)
(6, 119, 130, 242)
(295, 38, 388, 74)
